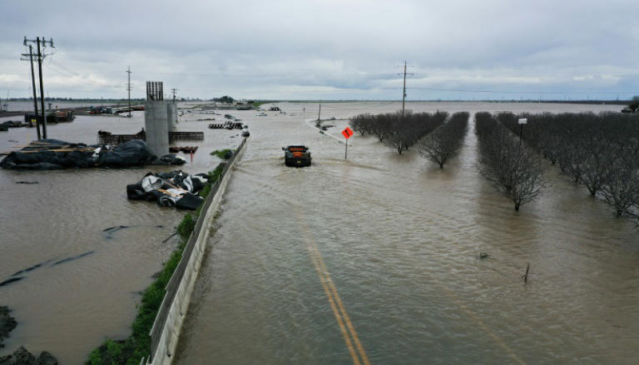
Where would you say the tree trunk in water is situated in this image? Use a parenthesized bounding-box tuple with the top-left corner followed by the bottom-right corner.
(515, 203, 520, 211)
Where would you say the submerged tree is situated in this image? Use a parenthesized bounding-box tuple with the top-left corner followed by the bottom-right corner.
(350, 110, 447, 154)
(420, 112, 469, 168)
(623, 96, 639, 113)
(475, 112, 544, 211)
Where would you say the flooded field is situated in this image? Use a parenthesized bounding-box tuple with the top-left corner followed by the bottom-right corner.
(174, 102, 639, 365)
(0, 107, 243, 363)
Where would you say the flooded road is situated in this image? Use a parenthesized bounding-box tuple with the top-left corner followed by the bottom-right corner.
(175, 102, 639, 365)
(0, 106, 243, 363)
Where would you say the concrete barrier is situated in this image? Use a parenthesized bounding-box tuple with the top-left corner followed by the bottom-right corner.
(147, 138, 247, 365)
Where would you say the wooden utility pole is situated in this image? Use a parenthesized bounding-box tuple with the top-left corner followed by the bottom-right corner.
(171, 88, 178, 102)
(25, 36, 54, 139)
(317, 103, 322, 121)
(127, 67, 132, 117)
(397, 61, 413, 118)
(22, 44, 41, 139)
(36, 38, 47, 139)
(401, 61, 407, 117)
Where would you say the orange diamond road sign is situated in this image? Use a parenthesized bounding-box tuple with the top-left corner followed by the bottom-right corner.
(342, 127, 354, 139)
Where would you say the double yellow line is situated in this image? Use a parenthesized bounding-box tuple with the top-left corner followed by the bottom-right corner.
(296, 208, 371, 365)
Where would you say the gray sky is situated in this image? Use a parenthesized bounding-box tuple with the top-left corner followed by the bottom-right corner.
(1, 0, 637, 100)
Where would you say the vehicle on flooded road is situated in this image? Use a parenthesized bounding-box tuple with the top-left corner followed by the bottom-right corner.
(282, 145, 311, 167)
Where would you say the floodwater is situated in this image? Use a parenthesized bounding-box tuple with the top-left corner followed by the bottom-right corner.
(0, 106, 244, 363)
(174, 102, 639, 365)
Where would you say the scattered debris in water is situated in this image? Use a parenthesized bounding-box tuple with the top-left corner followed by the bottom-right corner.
(52, 251, 95, 266)
(103, 225, 130, 234)
(15, 181, 39, 185)
(0, 277, 24, 288)
(12, 260, 51, 277)
(103, 225, 166, 239)
(161, 232, 178, 243)
(523, 263, 531, 285)
(479, 252, 489, 259)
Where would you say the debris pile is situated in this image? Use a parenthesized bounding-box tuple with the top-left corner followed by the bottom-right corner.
(169, 146, 198, 154)
(0, 139, 186, 170)
(97, 129, 203, 145)
(208, 121, 243, 130)
(126, 170, 209, 210)
(0, 121, 26, 132)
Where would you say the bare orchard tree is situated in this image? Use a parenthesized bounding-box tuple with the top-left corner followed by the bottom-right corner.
(384, 111, 447, 154)
(475, 112, 544, 211)
(601, 153, 639, 217)
(350, 114, 372, 136)
(578, 127, 613, 196)
(350, 111, 447, 154)
(420, 112, 469, 168)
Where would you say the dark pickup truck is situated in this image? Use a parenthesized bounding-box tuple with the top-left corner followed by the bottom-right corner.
(282, 145, 312, 167)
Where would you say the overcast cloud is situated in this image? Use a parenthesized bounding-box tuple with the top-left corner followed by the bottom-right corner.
(0, 0, 637, 100)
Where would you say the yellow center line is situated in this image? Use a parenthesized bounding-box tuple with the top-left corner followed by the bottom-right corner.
(308, 243, 372, 365)
(295, 206, 371, 365)
(306, 237, 362, 365)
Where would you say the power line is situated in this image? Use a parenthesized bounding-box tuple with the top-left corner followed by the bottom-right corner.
(401, 86, 636, 96)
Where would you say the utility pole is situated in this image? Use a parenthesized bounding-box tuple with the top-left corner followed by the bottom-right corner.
(317, 103, 322, 121)
(25, 36, 54, 139)
(171, 88, 178, 102)
(127, 67, 132, 117)
(21, 44, 41, 139)
(401, 61, 407, 117)
(398, 61, 413, 118)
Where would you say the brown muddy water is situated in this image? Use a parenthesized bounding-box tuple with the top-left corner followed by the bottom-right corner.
(0, 106, 244, 363)
(174, 102, 639, 365)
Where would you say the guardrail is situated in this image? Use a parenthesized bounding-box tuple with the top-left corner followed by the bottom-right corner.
(147, 137, 247, 365)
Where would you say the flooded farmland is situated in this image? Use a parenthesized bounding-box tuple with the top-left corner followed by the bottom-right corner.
(0, 107, 242, 363)
(174, 102, 639, 365)
(1, 102, 638, 364)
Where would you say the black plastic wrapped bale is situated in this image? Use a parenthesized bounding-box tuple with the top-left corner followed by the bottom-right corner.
(99, 140, 153, 167)
(58, 150, 95, 168)
(0, 149, 90, 170)
(127, 173, 165, 201)
(158, 194, 177, 207)
(175, 193, 204, 210)
(152, 154, 186, 166)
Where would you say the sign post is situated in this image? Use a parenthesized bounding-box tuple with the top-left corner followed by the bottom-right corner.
(341, 127, 353, 160)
